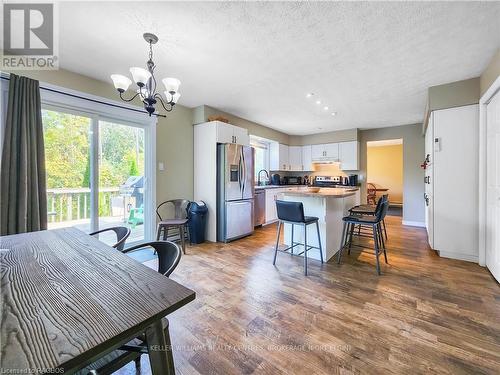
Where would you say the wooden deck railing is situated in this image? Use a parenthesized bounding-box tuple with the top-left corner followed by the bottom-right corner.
(46, 188, 120, 223)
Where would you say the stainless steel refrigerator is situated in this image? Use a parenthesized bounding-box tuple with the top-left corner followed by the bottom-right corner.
(217, 143, 254, 242)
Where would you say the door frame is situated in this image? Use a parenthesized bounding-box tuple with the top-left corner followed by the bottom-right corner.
(478, 75, 500, 266)
(40, 82, 157, 242)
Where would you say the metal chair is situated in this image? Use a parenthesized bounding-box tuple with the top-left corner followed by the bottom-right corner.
(78, 241, 182, 375)
(89, 226, 131, 252)
(337, 200, 389, 275)
(366, 183, 377, 205)
(349, 194, 389, 240)
(156, 199, 191, 254)
(273, 200, 324, 276)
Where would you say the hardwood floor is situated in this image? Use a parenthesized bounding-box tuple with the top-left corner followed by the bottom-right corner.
(117, 216, 500, 374)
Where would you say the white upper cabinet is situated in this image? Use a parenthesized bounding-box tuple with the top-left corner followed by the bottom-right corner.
(215, 121, 249, 145)
(339, 141, 359, 170)
(270, 143, 289, 171)
(311, 143, 339, 161)
(301, 145, 313, 171)
(288, 146, 302, 171)
(233, 126, 249, 146)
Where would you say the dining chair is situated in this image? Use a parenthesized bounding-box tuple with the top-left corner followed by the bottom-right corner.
(366, 183, 377, 205)
(156, 199, 191, 254)
(78, 241, 182, 375)
(89, 226, 131, 252)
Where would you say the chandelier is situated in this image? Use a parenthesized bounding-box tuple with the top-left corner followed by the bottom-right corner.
(110, 33, 181, 116)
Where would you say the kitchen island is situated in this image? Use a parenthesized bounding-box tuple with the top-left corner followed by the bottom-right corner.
(281, 188, 360, 262)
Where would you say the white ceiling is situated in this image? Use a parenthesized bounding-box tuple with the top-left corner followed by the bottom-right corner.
(58, 1, 500, 135)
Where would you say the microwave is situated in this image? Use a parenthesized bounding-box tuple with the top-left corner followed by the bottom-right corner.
(284, 176, 302, 185)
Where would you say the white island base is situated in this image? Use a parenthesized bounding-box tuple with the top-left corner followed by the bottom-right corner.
(281, 189, 360, 262)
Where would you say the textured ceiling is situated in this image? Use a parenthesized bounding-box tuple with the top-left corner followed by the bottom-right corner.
(58, 1, 500, 135)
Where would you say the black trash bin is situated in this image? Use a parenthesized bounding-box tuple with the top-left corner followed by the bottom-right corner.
(187, 201, 208, 244)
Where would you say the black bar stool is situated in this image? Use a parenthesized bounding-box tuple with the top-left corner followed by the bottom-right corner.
(273, 200, 324, 276)
(337, 200, 389, 275)
(349, 194, 389, 240)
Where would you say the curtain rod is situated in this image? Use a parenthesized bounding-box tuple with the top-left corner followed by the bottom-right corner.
(0, 75, 166, 118)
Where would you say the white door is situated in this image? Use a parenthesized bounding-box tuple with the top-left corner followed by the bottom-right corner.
(288, 146, 302, 171)
(302, 145, 312, 171)
(279, 144, 289, 170)
(486, 91, 500, 282)
(311, 144, 325, 161)
(339, 141, 358, 170)
(216, 122, 234, 144)
(233, 126, 249, 146)
(324, 143, 339, 161)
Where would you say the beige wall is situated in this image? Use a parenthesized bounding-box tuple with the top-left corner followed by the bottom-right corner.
(289, 128, 358, 146)
(367, 144, 403, 204)
(193, 105, 290, 144)
(360, 124, 424, 224)
(4, 69, 194, 204)
(480, 48, 500, 96)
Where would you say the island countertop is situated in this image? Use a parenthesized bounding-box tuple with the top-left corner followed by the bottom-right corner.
(282, 187, 359, 198)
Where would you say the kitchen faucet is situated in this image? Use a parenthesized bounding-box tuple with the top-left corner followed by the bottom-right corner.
(257, 169, 269, 186)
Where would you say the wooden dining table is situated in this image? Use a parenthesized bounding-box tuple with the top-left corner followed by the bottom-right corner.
(0, 227, 195, 374)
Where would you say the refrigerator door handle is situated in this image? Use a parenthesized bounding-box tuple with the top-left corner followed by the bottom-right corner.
(241, 147, 246, 196)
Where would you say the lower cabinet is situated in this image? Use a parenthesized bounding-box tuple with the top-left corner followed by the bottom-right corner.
(264, 188, 288, 223)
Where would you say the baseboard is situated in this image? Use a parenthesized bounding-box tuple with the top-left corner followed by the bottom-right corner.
(437, 250, 478, 263)
(402, 220, 425, 227)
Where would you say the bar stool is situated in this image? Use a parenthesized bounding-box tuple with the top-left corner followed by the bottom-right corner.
(349, 194, 389, 240)
(273, 200, 324, 276)
(337, 200, 389, 275)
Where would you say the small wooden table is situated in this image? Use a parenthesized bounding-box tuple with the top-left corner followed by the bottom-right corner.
(0, 228, 195, 374)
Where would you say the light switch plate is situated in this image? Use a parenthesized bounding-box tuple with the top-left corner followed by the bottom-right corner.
(434, 137, 441, 152)
(158, 162, 165, 171)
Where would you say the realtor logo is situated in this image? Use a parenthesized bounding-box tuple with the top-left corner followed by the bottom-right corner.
(2, 3, 58, 69)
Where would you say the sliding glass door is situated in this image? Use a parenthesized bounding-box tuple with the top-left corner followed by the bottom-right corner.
(43, 109, 93, 233)
(98, 120, 146, 244)
(42, 107, 153, 244)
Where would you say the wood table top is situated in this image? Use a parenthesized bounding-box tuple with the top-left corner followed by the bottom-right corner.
(0, 228, 195, 372)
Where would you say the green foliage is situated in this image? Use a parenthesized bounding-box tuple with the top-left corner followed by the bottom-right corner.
(42, 110, 145, 190)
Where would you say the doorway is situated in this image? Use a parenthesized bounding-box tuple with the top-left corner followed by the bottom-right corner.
(366, 139, 403, 216)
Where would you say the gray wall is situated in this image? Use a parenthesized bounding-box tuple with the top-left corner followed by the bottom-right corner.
(480, 48, 500, 96)
(289, 128, 359, 146)
(193, 105, 290, 144)
(359, 124, 425, 224)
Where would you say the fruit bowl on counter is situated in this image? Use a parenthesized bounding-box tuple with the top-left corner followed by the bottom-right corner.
(306, 187, 321, 193)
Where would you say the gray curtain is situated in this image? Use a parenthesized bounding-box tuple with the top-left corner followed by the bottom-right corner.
(0, 74, 47, 235)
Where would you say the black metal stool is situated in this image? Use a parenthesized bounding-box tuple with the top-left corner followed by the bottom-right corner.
(338, 200, 389, 275)
(273, 200, 324, 276)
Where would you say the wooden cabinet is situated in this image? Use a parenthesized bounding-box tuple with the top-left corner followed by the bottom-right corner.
(270, 143, 289, 171)
(288, 146, 302, 171)
(339, 141, 359, 170)
(302, 145, 313, 171)
(311, 143, 339, 162)
(215, 121, 249, 145)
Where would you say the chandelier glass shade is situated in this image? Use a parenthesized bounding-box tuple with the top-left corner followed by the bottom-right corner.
(110, 33, 180, 116)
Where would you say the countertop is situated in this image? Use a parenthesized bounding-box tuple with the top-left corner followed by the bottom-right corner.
(255, 184, 358, 190)
(281, 187, 358, 198)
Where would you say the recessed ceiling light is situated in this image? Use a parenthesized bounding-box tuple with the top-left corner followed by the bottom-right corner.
(323, 106, 329, 110)
(316, 100, 321, 105)
(331, 112, 337, 116)
(306, 93, 314, 98)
